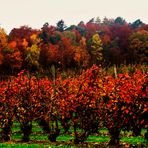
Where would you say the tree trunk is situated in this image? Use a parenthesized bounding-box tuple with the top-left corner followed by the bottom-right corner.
(108, 127, 120, 146)
(21, 121, 32, 142)
(1, 118, 13, 141)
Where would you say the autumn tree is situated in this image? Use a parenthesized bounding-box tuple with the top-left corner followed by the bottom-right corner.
(0, 28, 22, 74)
(40, 23, 58, 44)
(109, 24, 132, 65)
(71, 29, 82, 43)
(62, 31, 77, 45)
(25, 44, 41, 71)
(8, 26, 38, 41)
(85, 21, 100, 39)
(0, 27, 8, 66)
(39, 44, 50, 69)
(73, 37, 89, 67)
(1, 45, 22, 74)
(30, 34, 41, 45)
(9, 26, 40, 51)
(57, 37, 75, 68)
(128, 29, 148, 64)
(88, 33, 103, 65)
(0, 27, 8, 47)
(77, 21, 87, 36)
(0, 48, 3, 66)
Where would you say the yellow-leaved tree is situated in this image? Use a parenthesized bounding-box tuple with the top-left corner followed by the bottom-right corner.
(25, 44, 40, 70)
(0, 27, 7, 47)
(89, 33, 103, 65)
(0, 27, 8, 65)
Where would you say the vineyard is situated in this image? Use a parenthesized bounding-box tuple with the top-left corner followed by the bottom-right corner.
(0, 17, 148, 147)
(0, 65, 147, 147)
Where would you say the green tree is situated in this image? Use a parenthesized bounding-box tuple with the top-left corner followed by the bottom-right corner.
(56, 20, 67, 32)
(114, 17, 126, 25)
(131, 19, 144, 29)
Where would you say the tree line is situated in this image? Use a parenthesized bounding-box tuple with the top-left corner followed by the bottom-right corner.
(0, 17, 148, 75)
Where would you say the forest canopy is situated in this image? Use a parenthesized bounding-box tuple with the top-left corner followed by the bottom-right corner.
(0, 17, 148, 75)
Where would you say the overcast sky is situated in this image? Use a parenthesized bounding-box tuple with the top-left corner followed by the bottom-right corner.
(0, 0, 148, 33)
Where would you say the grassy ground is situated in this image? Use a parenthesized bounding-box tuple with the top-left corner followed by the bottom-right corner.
(0, 121, 147, 147)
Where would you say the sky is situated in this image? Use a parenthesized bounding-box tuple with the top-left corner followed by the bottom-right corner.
(0, 0, 148, 33)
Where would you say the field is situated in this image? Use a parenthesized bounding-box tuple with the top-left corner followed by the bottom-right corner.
(0, 66, 148, 147)
(0, 121, 147, 147)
